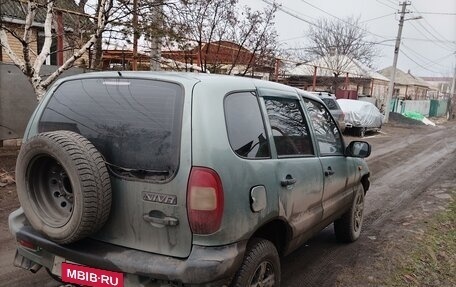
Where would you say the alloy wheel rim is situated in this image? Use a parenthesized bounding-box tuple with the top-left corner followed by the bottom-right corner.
(249, 260, 275, 287)
(353, 192, 364, 232)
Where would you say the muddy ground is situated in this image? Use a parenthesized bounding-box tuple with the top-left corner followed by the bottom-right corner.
(0, 119, 455, 287)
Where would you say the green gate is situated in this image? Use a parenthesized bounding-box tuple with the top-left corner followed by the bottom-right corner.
(429, 100, 449, 117)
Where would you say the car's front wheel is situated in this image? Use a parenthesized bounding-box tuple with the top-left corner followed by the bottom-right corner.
(231, 238, 280, 287)
(334, 184, 365, 243)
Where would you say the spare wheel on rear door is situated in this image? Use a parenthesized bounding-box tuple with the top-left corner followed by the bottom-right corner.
(16, 130, 112, 244)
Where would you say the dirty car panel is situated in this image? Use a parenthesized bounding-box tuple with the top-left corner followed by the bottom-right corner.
(35, 77, 194, 258)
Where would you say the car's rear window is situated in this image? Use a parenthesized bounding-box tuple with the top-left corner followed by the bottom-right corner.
(321, 98, 339, 110)
(38, 78, 184, 180)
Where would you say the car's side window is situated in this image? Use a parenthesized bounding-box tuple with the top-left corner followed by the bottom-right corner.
(264, 97, 314, 157)
(321, 98, 338, 110)
(224, 92, 271, 159)
(304, 99, 344, 156)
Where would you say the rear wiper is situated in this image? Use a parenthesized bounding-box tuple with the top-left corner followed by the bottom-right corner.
(105, 162, 170, 179)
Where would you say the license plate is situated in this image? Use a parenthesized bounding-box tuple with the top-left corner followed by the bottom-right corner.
(62, 262, 124, 287)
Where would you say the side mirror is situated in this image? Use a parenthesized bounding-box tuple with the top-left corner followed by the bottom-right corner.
(346, 141, 371, 158)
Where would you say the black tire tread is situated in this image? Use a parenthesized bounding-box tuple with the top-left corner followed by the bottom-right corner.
(334, 184, 364, 243)
(16, 130, 112, 244)
(231, 238, 280, 287)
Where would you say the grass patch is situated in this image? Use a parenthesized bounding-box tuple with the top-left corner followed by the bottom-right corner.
(386, 194, 456, 287)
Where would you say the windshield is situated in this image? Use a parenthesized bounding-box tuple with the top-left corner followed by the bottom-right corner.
(38, 78, 184, 180)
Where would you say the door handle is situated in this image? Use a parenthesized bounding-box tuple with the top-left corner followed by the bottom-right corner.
(281, 175, 297, 186)
(324, 167, 335, 176)
(143, 214, 179, 226)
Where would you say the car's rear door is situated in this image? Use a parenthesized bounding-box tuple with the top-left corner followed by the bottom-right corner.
(37, 77, 194, 258)
(259, 89, 324, 237)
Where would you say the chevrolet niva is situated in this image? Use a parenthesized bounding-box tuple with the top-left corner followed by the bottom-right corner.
(9, 72, 371, 287)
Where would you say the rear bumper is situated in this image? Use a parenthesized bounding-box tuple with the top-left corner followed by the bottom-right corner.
(9, 208, 246, 286)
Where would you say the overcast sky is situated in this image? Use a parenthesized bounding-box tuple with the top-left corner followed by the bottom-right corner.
(241, 0, 456, 77)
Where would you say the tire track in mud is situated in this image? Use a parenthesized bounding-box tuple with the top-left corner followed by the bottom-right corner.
(368, 128, 445, 160)
(365, 139, 456, 227)
(367, 128, 449, 180)
(282, 124, 456, 287)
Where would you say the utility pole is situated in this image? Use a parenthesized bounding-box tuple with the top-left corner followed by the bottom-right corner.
(384, 1, 409, 123)
(451, 53, 456, 97)
(450, 53, 456, 120)
(132, 0, 138, 71)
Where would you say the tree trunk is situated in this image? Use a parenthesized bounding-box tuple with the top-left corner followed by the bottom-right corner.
(0, 0, 110, 100)
(91, 0, 104, 70)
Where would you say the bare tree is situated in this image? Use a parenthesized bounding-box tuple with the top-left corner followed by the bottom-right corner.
(163, 0, 237, 73)
(0, 0, 113, 100)
(227, 4, 278, 76)
(303, 16, 378, 76)
(161, 0, 279, 75)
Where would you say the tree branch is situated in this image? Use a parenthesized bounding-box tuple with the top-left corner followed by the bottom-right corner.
(22, 0, 39, 76)
(31, 0, 54, 88)
(40, 0, 110, 93)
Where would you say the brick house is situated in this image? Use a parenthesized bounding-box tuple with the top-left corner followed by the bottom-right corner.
(284, 55, 390, 107)
(0, 0, 92, 67)
(422, 76, 454, 100)
(378, 67, 430, 100)
(161, 40, 276, 78)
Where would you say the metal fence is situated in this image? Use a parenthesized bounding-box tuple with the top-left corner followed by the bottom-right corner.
(390, 98, 449, 117)
(0, 63, 89, 140)
(429, 99, 448, 117)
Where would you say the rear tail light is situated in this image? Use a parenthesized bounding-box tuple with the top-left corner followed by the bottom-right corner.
(18, 239, 39, 251)
(187, 167, 224, 234)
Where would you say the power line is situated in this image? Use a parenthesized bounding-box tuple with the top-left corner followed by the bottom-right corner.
(400, 49, 440, 74)
(408, 21, 455, 52)
(261, 0, 317, 27)
(415, 20, 455, 51)
(415, 19, 455, 51)
(361, 13, 396, 23)
(283, 41, 395, 51)
(407, 51, 455, 71)
(278, 35, 308, 43)
(402, 37, 456, 44)
(384, 0, 399, 6)
(264, 0, 454, 78)
(410, 4, 455, 51)
(375, 0, 398, 11)
(424, 53, 455, 65)
(401, 42, 450, 69)
(297, 0, 391, 40)
(415, 12, 456, 16)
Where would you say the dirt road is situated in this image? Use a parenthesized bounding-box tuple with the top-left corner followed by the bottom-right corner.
(1, 121, 455, 287)
(282, 122, 456, 286)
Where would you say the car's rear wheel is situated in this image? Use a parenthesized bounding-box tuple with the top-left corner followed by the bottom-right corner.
(334, 184, 365, 243)
(356, 127, 366, 138)
(231, 238, 280, 287)
(16, 131, 111, 244)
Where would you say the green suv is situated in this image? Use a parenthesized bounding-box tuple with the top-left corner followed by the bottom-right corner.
(9, 72, 371, 287)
